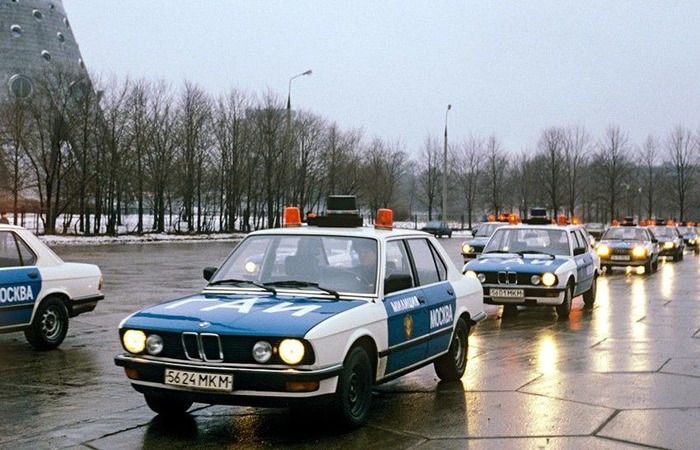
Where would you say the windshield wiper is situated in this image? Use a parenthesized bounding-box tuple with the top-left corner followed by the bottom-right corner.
(264, 280, 340, 299)
(516, 250, 556, 258)
(483, 249, 512, 254)
(208, 278, 276, 294)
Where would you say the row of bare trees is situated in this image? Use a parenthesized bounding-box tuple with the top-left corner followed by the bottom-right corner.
(0, 68, 699, 235)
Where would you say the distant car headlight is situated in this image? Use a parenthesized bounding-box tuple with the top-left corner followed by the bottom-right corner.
(123, 330, 146, 354)
(146, 334, 164, 355)
(252, 341, 273, 363)
(461, 244, 473, 254)
(541, 272, 557, 287)
(279, 339, 305, 365)
(531, 274, 541, 285)
(663, 242, 675, 250)
(690, 239, 697, 245)
(631, 246, 647, 258)
(596, 245, 611, 257)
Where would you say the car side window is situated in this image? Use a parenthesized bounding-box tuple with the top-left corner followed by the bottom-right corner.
(406, 238, 442, 286)
(0, 231, 36, 267)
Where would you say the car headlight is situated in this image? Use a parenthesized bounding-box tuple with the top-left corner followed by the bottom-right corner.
(252, 341, 273, 363)
(123, 329, 146, 354)
(631, 246, 647, 258)
(663, 242, 675, 250)
(465, 271, 486, 283)
(541, 272, 557, 287)
(596, 245, 611, 257)
(279, 339, 305, 365)
(461, 244, 473, 254)
(531, 274, 541, 285)
(146, 334, 164, 355)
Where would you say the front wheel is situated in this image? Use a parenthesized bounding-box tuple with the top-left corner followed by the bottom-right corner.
(331, 346, 373, 429)
(24, 297, 69, 351)
(434, 317, 469, 381)
(556, 285, 572, 319)
(144, 394, 193, 416)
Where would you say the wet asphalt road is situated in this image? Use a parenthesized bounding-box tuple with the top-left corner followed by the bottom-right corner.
(0, 238, 699, 449)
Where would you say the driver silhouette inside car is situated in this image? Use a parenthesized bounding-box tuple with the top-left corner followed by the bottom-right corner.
(352, 239, 378, 292)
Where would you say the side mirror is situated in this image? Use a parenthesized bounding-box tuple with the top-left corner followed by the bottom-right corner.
(573, 247, 586, 256)
(384, 273, 413, 295)
(203, 266, 217, 281)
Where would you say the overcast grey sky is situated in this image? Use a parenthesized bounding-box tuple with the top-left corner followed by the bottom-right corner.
(65, 1, 700, 155)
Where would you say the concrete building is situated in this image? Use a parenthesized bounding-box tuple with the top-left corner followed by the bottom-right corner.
(0, 0, 87, 102)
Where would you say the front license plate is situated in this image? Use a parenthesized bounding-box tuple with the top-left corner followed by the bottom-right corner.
(611, 255, 630, 261)
(490, 288, 524, 298)
(164, 368, 233, 392)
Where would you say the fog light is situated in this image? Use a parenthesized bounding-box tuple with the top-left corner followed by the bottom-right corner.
(146, 334, 163, 355)
(253, 341, 273, 363)
(124, 367, 139, 380)
(279, 339, 305, 365)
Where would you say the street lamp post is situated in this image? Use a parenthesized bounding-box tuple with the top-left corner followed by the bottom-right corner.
(284, 70, 312, 218)
(442, 104, 452, 221)
(286, 69, 313, 128)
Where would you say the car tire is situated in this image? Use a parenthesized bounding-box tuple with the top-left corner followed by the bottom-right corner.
(501, 304, 518, 318)
(644, 260, 652, 275)
(582, 276, 597, 306)
(144, 394, 193, 416)
(434, 317, 469, 381)
(652, 258, 659, 272)
(555, 285, 572, 319)
(679, 250, 684, 261)
(331, 346, 373, 429)
(24, 297, 69, 351)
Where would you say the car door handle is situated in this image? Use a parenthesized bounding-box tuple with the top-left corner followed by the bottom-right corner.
(28, 272, 39, 279)
(446, 289, 454, 296)
(417, 296, 426, 304)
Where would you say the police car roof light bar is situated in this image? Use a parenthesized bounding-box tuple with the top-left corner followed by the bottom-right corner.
(284, 207, 302, 227)
(375, 209, 393, 230)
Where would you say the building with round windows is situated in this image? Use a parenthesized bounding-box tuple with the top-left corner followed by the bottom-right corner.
(0, 0, 87, 102)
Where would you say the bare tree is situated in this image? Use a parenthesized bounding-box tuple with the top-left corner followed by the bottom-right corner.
(591, 126, 633, 221)
(482, 135, 509, 215)
(0, 94, 33, 224)
(665, 126, 698, 221)
(360, 138, 408, 215)
(639, 135, 660, 220)
(534, 127, 566, 216)
(454, 135, 483, 227)
(416, 135, 442, 221)
(562, 126, 591, 218)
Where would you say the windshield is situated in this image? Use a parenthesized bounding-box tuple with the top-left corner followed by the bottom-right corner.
(474, 223, 501, 238)
(210, 234, 378, 295)
(649, 227, 677, 239)
(601, 227, 648, 241)
(483, 228, 570, 256)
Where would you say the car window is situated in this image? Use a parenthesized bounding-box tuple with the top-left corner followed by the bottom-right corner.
(212, 234, 379, 294)
(406, 238, 441, 286)
(0, 231, 36, 267)
(386, 239, 414, 279)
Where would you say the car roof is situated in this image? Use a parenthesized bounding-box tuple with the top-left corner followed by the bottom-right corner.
(248, 225, 431, 241)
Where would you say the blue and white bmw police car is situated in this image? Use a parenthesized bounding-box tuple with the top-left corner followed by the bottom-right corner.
(0, 224, 104, 350)
(463, 220, 600, 319)
(114, 202, 485, 428)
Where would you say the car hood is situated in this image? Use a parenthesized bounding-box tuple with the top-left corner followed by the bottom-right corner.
(599, 240, 648, 248)
(465, 254, 568, 273)
(121, 293, 366, 337)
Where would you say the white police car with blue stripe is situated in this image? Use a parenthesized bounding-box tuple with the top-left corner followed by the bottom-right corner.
(0, 224, 104, 350)
(115, 198, 485, 428)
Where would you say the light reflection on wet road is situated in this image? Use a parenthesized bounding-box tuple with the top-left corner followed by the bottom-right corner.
(0, 238, 698, 449)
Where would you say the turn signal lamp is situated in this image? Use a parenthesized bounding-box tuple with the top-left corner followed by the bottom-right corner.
(375, 208, 393, 230)
(284, 207, 302, 227)
(557, 215, 568, 225)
